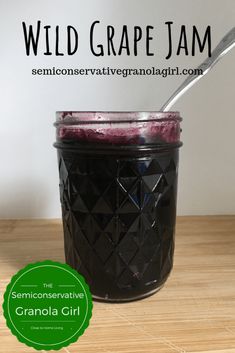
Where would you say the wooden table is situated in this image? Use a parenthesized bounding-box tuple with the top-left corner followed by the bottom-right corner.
(0, 217, 235, 353)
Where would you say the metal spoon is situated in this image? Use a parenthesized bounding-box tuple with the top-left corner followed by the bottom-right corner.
(160, 27, 235, 112)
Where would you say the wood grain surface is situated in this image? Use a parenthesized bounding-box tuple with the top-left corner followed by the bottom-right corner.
(0, 216, 235, 353)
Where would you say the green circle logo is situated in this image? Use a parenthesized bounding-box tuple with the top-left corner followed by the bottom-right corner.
(2, 260, 93, 350)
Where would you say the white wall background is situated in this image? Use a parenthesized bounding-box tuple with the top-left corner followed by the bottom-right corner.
(0, 0, 235, 218)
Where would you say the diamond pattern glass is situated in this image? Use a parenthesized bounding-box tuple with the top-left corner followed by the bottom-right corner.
(57, 147, 179, 301)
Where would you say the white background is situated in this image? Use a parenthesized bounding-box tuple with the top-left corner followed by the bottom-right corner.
(0, 0, 235, 218)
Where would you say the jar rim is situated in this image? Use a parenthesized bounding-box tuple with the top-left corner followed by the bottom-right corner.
(56, 111, 181, 124)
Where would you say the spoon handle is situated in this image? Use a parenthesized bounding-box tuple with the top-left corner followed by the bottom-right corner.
(161, 27, 235, 112)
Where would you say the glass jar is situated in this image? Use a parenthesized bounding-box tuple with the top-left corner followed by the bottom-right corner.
(54, 111, 182, 302)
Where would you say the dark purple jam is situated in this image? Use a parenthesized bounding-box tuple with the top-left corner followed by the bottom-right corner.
(56, 111, 181, 145)
(55, 112, 182, 301)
